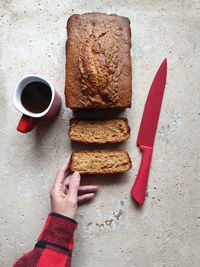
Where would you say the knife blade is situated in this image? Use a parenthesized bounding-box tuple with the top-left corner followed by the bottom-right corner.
(131, 58, 167, 205)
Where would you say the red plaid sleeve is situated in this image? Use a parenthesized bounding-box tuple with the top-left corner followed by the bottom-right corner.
(13, 213, 78, 267)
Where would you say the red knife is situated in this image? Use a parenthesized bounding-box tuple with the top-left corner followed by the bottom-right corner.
(131, 58, 167, 205)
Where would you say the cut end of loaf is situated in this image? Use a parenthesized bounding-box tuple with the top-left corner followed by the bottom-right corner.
(70, 150, 132, 174)
(68, 118, 130, 144)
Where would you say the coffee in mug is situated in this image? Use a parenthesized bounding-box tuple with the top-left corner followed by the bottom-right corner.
(21, 82, 52, 113)
(13, 76, 61, 133)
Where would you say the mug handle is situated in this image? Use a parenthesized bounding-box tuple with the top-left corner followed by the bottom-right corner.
(17, 114, 39, 133)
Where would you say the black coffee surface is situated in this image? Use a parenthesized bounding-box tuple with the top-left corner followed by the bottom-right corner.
(21, 82, 52, 113)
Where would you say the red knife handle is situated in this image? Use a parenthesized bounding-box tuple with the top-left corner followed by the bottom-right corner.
(17, 114, 40, 133)
(131, 145, 153, 205)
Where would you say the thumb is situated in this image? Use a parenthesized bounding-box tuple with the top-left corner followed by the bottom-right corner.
(68, 172, 80, 199)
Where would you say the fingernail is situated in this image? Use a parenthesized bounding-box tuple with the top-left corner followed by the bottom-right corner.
(73, 171, 80, 179)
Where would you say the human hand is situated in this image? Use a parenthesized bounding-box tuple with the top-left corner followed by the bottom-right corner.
(50, 157, 98, 219)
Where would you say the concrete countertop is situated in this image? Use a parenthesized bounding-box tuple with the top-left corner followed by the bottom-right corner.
(0, 1, 200, 266)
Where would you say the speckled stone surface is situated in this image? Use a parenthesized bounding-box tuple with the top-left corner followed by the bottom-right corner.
(0, 1, 200, 266)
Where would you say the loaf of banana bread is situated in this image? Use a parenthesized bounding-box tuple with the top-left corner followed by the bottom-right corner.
(65, 13, 132, 109)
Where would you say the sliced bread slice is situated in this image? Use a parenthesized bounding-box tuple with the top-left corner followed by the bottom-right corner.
(70, 150, 132, 174)
(68, 118, 130, 144)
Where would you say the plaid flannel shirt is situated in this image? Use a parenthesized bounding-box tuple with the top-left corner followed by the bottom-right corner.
(13, 213, 77, 267)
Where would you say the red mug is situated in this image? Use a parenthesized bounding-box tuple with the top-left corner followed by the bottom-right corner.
(13, 75, 61, 133)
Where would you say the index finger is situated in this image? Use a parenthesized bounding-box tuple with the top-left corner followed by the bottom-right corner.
(53, 156, 71, 187)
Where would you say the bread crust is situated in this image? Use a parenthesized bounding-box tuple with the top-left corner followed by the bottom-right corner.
(65, 13, 132, 109)
(69, 150, 132, 174)
(68, 118, 130, 144)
